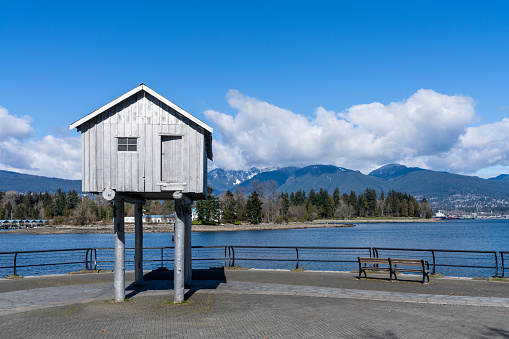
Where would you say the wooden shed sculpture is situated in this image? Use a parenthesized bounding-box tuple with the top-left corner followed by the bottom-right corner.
(70, 84, 213, 302)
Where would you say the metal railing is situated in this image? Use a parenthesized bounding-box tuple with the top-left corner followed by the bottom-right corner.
(0, 248, 96, 277)
(501, 251, 509, 278)
(228, 246, 372, 271)
(1, 246, 507, 278)
(92, 246, 228, 272)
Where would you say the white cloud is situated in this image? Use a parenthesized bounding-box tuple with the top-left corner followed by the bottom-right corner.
(424, 118, 509, 176)
(0, 106, 35, 140)
(0, 107, 81, 180)
(204, 89, 509, 177)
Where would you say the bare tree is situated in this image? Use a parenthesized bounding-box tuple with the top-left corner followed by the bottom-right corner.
(72, 197, 97, 225)
(233, 186, 246, 222)
(265, 180, 278, 222)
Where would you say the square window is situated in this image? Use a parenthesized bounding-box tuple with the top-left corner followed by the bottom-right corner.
(118, 137, 137, 151)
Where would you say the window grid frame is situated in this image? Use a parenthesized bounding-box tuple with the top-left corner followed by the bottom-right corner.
(117, 137, 138, 152)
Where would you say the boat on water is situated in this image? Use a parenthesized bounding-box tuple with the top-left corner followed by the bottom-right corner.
(434, 211, 447, 221)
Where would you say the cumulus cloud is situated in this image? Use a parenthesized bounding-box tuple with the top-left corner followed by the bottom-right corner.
(425, 118, 509, 175)
(0, 107, 81, 180)
(204, 89, 508, 177)
(0, 106, 35, 140)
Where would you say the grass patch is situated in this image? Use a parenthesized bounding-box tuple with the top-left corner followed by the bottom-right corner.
(291, 267, 306, 272)
(429, 273, 444, 278)
(68, 269, 113, 274)
(166, 300, 190, 305)
(5, 275, 23, 279)
(224, 266, 249, 270)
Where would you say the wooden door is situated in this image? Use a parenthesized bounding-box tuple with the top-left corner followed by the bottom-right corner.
(161, 136, 183, 182)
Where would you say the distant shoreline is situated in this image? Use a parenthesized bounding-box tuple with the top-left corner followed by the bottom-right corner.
(328, 218, 436, 224)
(0, 218, 437, 235)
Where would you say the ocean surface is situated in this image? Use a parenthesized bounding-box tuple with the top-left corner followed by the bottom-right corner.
(1, 219, 508, 252)
(1, 219, 508, 278)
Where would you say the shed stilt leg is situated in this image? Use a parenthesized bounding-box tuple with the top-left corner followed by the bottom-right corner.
(114, 201, 125, 302)
(184, 200, 192, 286)
(174, 197, 185, 303)
(134, 203, 144, 286)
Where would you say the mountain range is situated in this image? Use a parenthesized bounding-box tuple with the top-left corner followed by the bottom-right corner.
(0, 170, 82, 194)
(1, 164, 509, 210)
(208, 164, 509, 209)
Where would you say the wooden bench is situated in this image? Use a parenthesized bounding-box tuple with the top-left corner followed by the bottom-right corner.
(358, 257, 430, 284)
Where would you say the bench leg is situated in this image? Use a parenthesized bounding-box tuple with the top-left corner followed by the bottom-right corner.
(358, 262, 368, 279)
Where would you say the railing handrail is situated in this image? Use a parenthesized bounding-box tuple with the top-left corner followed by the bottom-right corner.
(227, 245, 372, 250)
(0, 248, 95, 255)
(373, 247, 498, 254)
(92, 245, 227, 250)
(1, 246, 507, 278)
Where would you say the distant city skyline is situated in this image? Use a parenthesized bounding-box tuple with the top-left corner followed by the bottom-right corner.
(1, 1, 508, 180)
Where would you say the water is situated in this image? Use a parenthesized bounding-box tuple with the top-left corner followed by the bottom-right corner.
(1, 219, 508, 277)
(190, 219, 509, 251)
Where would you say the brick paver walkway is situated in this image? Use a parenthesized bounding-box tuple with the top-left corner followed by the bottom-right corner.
(1, 269, 508, 338)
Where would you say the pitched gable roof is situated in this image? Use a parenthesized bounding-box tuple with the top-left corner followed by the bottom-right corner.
(70, 84, 213, 160)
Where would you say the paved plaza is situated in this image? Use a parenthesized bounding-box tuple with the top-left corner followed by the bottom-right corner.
(0, 269, 508, 338)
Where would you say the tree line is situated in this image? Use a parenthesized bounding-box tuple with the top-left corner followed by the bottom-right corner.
(0, 182, 434, 226)
(0, 190, 175, 225)
(197, 180, 434, 225)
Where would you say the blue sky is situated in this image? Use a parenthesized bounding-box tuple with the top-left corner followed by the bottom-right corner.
(1, 1, 509, 180)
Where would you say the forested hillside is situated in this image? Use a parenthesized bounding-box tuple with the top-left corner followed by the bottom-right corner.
(0, 170, 81, 194)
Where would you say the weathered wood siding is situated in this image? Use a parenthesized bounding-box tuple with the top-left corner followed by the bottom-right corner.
(81, 91, 206, 196)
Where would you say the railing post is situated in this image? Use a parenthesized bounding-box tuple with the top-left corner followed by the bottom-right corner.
(85, 249, 90, 270)
(160, 248, 164, 269)
(431, 250, 436, 275)
(501, 252, 505, 278)
(13, 252, 18, 276)
(94, 249, 98, 270)
(230, 247, 235, 267)
(494, 252, 498, 278)
(295, 248, 299, 269)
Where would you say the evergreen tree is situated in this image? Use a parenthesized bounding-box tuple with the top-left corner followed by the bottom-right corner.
(220, 190, 238, 224)
(67, 190, 80, 210)
(316, 188, 333, 218)
(14, 204, 23, 219)
(197, 186, 220, 225)
(307, 188, 317, 206)
(246, 190, 263, 224)
(54, 189, 67, 216)
(400, 199, 409, 217)
(332, 188, 341, 214)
